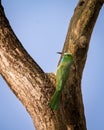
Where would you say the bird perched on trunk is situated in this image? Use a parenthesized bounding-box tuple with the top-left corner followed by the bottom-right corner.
(50, 52, 73, 110)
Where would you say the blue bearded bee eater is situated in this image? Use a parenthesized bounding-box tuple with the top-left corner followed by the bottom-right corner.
(50, 52, 73, 110)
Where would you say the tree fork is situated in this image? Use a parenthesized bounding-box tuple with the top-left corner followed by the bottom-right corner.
(0, 0, 103, 130)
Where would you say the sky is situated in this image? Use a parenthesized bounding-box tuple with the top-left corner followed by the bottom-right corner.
(0, 0, 104, 130)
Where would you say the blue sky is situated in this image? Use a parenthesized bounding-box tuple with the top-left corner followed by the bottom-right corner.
(0, 0, 104, 130)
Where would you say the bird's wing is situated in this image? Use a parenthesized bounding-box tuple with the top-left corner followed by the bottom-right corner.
(56, 63, 67, 91)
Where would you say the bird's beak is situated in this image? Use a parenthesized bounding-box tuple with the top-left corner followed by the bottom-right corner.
(57, 52, 62, 54)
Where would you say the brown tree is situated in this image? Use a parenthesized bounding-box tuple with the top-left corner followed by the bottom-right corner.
(0, 0, 104, 130)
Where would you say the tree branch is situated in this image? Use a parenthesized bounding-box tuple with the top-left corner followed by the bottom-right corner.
(0, 4, 66, 130)
(60, 0, 103, 130)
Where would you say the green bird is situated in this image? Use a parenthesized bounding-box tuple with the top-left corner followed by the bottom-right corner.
(50, 52, 73, 110)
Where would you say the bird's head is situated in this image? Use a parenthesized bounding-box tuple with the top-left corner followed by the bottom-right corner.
(57, 52, 73, 63)
(63, 52, 73, 61)
(57, 52, 73, 59)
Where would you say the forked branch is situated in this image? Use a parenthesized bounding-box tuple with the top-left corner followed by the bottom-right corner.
(0, 0, 103, 130)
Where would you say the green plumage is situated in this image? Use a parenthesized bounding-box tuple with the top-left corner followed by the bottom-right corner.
(50, 52, 73, 110)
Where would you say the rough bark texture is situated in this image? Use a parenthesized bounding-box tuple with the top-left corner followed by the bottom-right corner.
(0, 3, 67, 130)
(0, 0, 103, 130)
(60, 0, 103, 130)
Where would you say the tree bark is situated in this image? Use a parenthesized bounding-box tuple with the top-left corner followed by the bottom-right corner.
(0, 0, 103, 130)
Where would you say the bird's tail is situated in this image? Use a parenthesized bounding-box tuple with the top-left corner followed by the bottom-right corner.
(50, 91, 61, 110)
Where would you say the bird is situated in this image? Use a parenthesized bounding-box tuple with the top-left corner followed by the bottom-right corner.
(50, 52, 73, 110)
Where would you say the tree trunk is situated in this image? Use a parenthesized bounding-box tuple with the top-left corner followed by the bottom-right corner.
(0, 0, 103, 130)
